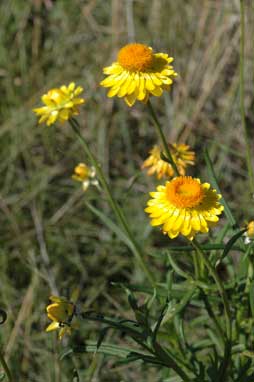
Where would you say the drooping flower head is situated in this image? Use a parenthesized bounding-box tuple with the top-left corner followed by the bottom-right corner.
(100, 43, 177, 107)
(145, 176, 224, 240)
(33, 82, 85, 126)
(72, 163, 98, 191)
(46, 295, 76, 340)
(142, 143, 195, 179)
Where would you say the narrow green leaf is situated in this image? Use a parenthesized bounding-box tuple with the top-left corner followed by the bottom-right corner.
(216, 229, 246, 265)
(161, 287, 196, 326)
(60, 341, 149, 360)
(96, 327, 110, 350)
(167, 253, 191, 279)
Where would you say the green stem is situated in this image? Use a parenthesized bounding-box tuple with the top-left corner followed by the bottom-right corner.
(0, 350, 12, 382)
(191, 239, 232, 380)
(147, 100, 180, 176)
(69, 118, 156, 287)
(192, 251, 200, 279)
(240, 0, 254, 195)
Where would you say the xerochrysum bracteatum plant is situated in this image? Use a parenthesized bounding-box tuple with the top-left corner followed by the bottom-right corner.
(33, 40, 254, 382)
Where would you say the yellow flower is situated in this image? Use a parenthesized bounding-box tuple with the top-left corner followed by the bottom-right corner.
(145, 176, 224, 240)
(100, 43, 177, 107)
(142, 143, 195, 179)
(46, 295, 76, 340)
(72, 163, 98, 191)
(33, 82, 85, 126)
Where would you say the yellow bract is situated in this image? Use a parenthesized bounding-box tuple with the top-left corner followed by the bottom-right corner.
(33, 82, 85, 126)
(142, 143, 195, 179)
(46, 295, 75, 340)
(100, 43, 177, 107)
(145, 176, 224, 240)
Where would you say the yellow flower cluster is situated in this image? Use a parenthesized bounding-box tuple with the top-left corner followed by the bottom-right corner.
(142, 143, 195, 179)
(34, 43, 228, 339)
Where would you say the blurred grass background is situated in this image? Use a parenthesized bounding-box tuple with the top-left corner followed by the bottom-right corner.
(1, 0, 254, 380)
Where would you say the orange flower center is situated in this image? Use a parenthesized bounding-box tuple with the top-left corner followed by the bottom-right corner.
(117, 43, 153, 72)
(166, 177, 204, 208)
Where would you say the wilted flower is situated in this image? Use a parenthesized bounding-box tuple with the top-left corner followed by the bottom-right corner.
(142, 143, 195, 179)
(100, 43, 177, 106)
(145, 176, 224, 240)
(33, 82, 85, 126)
(46, 295, 76, 340)
(72, 163, 98, 191)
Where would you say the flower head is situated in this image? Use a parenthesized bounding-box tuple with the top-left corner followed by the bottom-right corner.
(244, 221, 254, 244)
(46, 295, 76, 340)
(145, 176, 224, 240)
(247, 221, 254, 239)
(142, 143, 195, 179)
(72, 163, 98, 191)
(33, 82, 85, 126)
(100, 43, 177, 107)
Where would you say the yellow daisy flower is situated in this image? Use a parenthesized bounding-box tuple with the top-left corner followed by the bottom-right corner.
(33, 82, 85, 126)
(100, 43, 177, 107)
(145, 176, 224, 240)
(72, 163, 98, 191)
(142, 143, 195, 179)
(46, 295, 76, 340)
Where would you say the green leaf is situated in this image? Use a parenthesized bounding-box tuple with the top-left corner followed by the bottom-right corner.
(60, 341, 149, 360)
(216, 229, 246, 265)
(161, 287, 196, 326)
(96, 327, 110, 350)
(167, 253, 191, 279)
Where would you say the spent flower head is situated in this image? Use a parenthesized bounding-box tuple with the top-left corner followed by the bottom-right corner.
(33, 82, 85, 126)
(46, 295, 76, 340)
(72, 163, 98, 191)
(145, 176, 224, 240)
(142, 143, 195, 179)
(100, 43, 177, 106)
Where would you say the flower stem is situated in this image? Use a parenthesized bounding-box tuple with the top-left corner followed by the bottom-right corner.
(240, 0, 254, 195)
(0, 350, 12, 382)
(147, 100, 180, 176)
(191, 239, 232, 380)
(69, 118, 156, 287)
